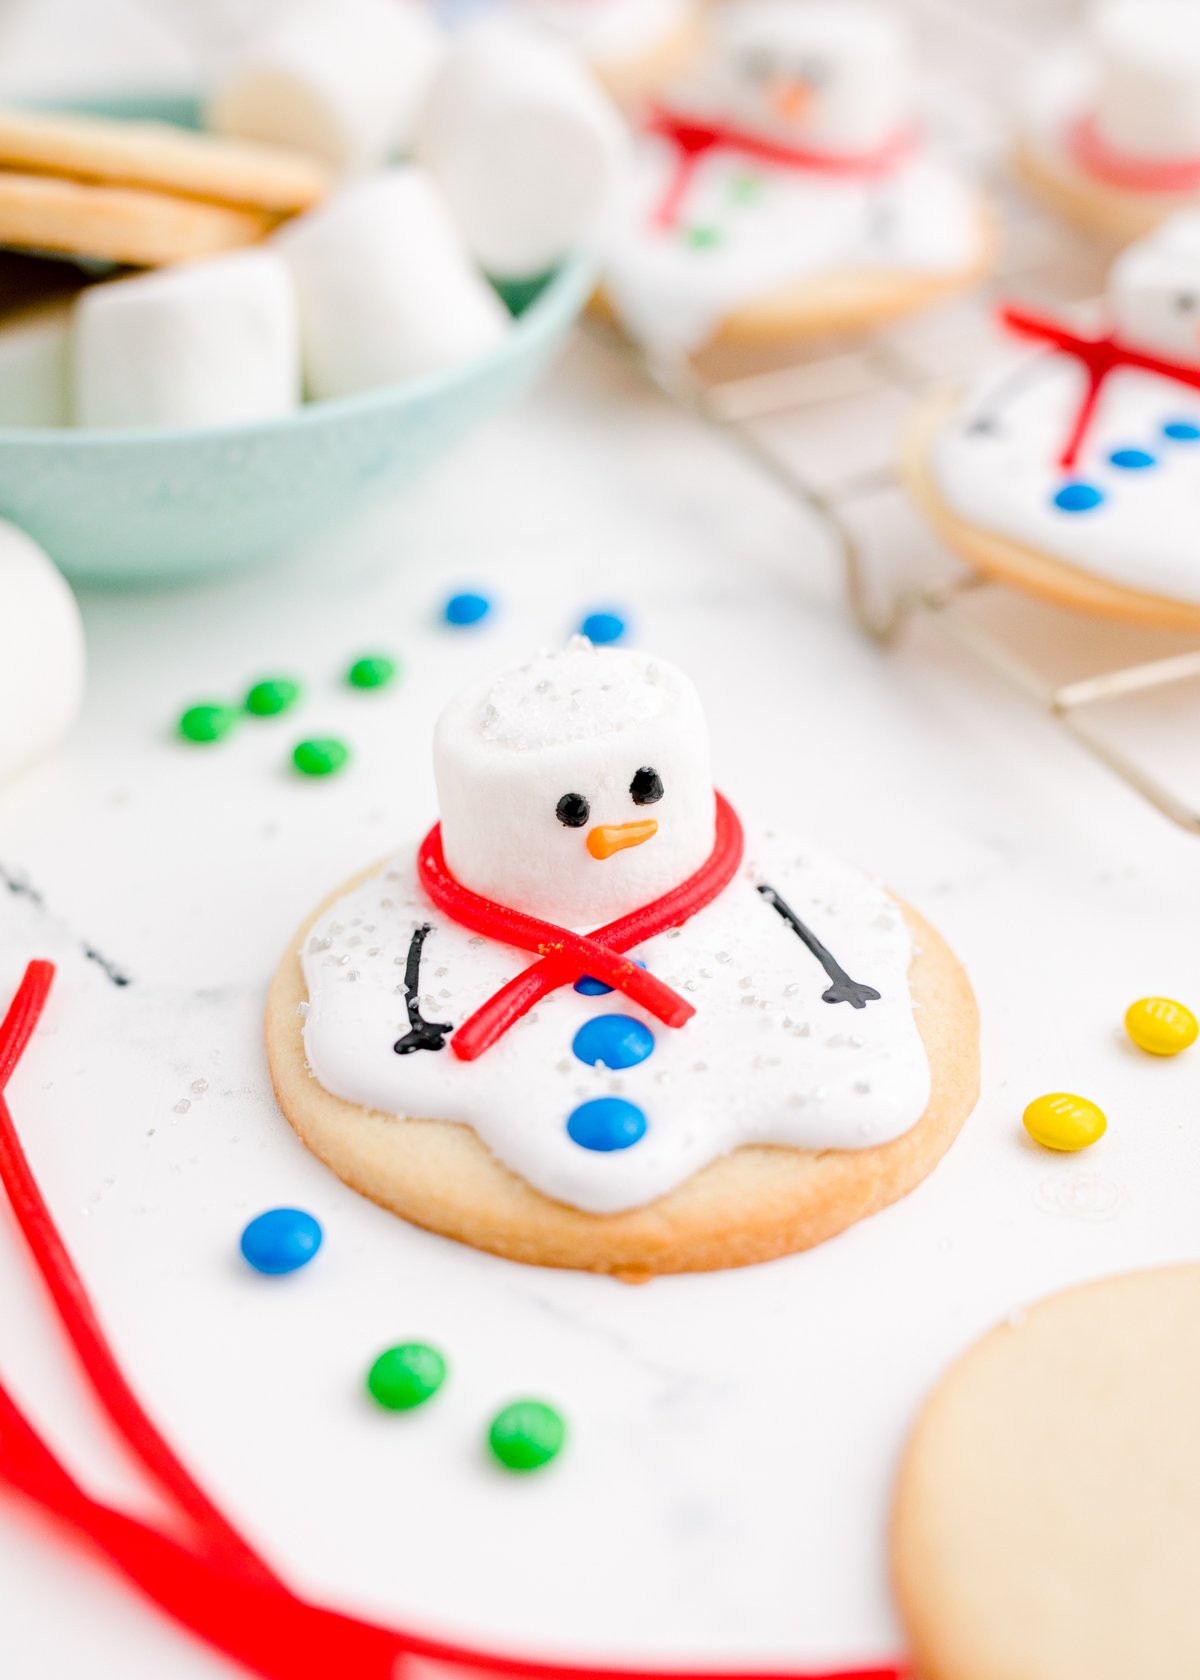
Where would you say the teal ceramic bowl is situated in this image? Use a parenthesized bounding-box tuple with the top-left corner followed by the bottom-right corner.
(0, 95, 596, 585)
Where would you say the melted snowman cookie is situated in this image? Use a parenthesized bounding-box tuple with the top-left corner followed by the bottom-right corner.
(267, 642, 978, 1275)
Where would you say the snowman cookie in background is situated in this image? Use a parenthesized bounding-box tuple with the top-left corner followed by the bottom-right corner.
(598, 0, 990, 356)
(512, 0, 701, 99)
(0, 519, 84, 787)
(905, 213, 1200, 633)
(1017, 0, 1200, 243)
(267, 641, 978, 1278)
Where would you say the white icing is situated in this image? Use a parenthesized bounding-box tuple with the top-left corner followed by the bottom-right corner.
(434, 643, 715, 927)
(515, 0, 692, 71)
(300, 831, 931, 1215)
(1110, 212, 1200, 359)
(602, 135, 981, 353)
(933, 348, 1200, 603)
(1092, 0, 1200, 161)
(0, 519, 85, 786)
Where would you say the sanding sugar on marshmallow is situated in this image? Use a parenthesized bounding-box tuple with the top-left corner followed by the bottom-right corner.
(433, 640, 715, 927)
(72, 249, 300, 430)
(1090, 0, 1200, 163)
(417, 20, 627, 279)
(276, 167, 509, 399)
(1109, 211, 1200, 360)
(0, 520, 84, 787)
(207, 0, 446, 175)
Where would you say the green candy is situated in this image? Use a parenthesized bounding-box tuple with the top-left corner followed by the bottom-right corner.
(292, 737, 350, 777)
(487, 1400, 565, 1472)
(179, 702, 238, 744)
(686, 224, 722, 250)
(347, 654, 399, 691)
(729, 174, 763, 206)
(366, 1343, 446, 1411)
(245, 677, 302, 716)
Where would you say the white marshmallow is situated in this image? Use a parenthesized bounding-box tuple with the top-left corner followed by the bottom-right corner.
(715, 0, 914, 153)
(276, 167, 509, 399)
(417, 21, 627, 279)
(72, 250, 300, 430)
(0, 301, 70, 428)
(1092, 0, 1200, 161)
(207, 0, 445, 174)
(1110, 212, 1200, 362)
(434, 642, 715, 928)
(0, 520, 84, 787)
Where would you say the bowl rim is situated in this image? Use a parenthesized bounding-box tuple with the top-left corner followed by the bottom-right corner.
(0, 246, 597, 450)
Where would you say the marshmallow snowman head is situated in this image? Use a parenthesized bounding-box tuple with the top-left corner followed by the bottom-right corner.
(1110, 213, 1200, 363)
(713, 0, 913, 153)
(1091, 0, 1200, 162)
(434, 642, 716, 928)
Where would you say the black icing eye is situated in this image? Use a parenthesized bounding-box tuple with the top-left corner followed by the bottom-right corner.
(795, 55, 828, 88)
(1177, 291, 1199, 312)
(630, 767, 664, 806)
(556, 792, 590, 828)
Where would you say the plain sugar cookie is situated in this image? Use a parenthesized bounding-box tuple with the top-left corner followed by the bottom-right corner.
(903, 213, 1200, 634)
(266, 641, 979, 1277)
(892, 1264, 1200, 1680)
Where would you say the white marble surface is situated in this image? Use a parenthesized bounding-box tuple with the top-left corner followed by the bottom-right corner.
(3, 1, 1200, 1677)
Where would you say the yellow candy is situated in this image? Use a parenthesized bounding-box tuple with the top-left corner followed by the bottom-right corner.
(1124, 996, 1198, 1057)
(1023, 1092, 1106, 1152)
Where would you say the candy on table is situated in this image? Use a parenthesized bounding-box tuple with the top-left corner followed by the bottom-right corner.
(366, 1343, 447, 1411)
(1124, 996, 1198, 1055)
(292, 737, 350, 777)
(245, 677, 302, 716)
(240, 1207, 323, 1274)
(208, 0, 446, 173)
(418, 18, 626, 279)
(346, 654, 399, 690)
(0, 519, 84, 787)
(443, 590, 492, 626)
(579, 608, 626, 644)
(276, 167, 510, 400)
(1022, 1092, 1107, 1152)
(178, 702, 239, 744)
(72, 249, 300, 430)
(487, 1399, 566, 1471)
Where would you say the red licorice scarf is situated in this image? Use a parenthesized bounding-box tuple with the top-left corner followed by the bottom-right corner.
(643, 104, 918, 229)
(1000, 302, 1200, 468)
(417, 791, 744, 1062)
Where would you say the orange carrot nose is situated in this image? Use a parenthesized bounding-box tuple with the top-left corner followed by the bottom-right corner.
(770, 78, 813, 124)
(586, 819, 658, 860)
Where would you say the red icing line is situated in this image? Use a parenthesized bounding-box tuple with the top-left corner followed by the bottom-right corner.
(418, 791, 744, 1062)
(1066, 112, 1200, 194)
(999, 302, 1200, 468)
(645, 106, 918, 229)
(0, 960, 907, 1680)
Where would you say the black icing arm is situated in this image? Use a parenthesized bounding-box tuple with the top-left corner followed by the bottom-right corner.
(756, 884, 881, 1009)
(393, 924, 453, 1054)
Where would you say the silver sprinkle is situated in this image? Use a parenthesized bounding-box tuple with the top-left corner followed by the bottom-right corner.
(173, 1099, 191, 1115)
(190, 1078, 208, 1095)
(783, 983, 799, 997)
(715, 951, 732, 964)
(296, 1000, 310, 1017)
(308, 934, 332, 954)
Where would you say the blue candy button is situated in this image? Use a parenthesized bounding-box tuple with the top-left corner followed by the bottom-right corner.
(567, 1098, 647, 1152)
(574, 960, 646, 996)
(1053, 482, 1104, 512)
(580, 610, 626, 645)
(1109, 447, 1156, 469)
(1164, 420, 1200, 441)
(240, 1208, 323, 1275)
(572, 1014, 655, 1070)
(444, 591, 491, 626)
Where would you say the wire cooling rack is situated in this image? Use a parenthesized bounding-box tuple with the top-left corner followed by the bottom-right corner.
(596, 0, 1200, 836)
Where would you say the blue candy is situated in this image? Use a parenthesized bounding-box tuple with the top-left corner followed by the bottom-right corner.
(444, 591, 491, 627)
(572, 1013, 655, 1070)
(240, 1207, 323, 1275)
(580, 610, 626, 645)
(574, 960, 646, 996)
(1163, 420, 1200, 441)
(567, 1098, 647, 1152)
(1109, 448, 1156, 470)
(1053, 482, 1104, 513)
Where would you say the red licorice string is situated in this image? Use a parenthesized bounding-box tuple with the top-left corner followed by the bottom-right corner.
(0, 960, 906, 1680)
(644, 106, 918, 229)
(1066, 112, 1200, 193)
(418, 792, 744, 1062)
(0, 962, 280, 1588)
(1000, 302, 1200, 468)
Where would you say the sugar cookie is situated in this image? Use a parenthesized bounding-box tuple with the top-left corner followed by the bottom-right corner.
(266, 642, 978, 1277)
(893, 1264, 1200, 1680)
(904, 214, 1200, 632)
